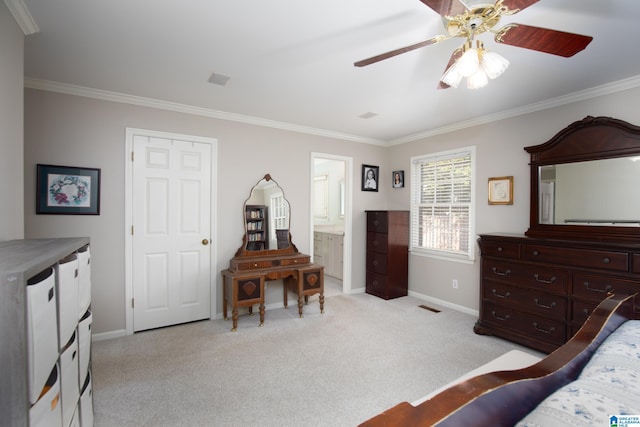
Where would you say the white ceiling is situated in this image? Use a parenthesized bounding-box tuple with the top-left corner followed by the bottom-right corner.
(19, 0, 640, 144)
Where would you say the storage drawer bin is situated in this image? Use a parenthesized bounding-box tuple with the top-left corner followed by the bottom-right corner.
(56, 254, 79, 349)
(68, 404, 80, 427)
(78, 310, 92, 384)
(60, 332, 79, 427)
(77, 246, 91, 318)
(26, 267, 59, 404)
(79, 372, 94, 427)
(29, 364, 62, 427)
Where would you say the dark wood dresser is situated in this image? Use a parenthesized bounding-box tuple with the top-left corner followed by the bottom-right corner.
(365, 210, 409, 299)
(475, 234, 640, 353)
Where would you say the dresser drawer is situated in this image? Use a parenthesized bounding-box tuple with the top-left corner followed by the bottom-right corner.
(366, 252, 387, 275)
(570, 300, 598, 325)
(480, 240, 520, 259)
(633, 253, 640, 273)
(572, 273, 638, 302)
(367, 211, 388, 233)
(522, 244, 628, 272)
(482, 259, 568, 294)
(483, 302, 566, 346)
(366, 271, 387, 295)
(482, 283, 567, 321)
(367, 232, 388, 254)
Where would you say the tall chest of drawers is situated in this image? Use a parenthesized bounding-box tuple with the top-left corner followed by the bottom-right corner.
(365, 210, 409, 299)
(476, 234, 640, 353)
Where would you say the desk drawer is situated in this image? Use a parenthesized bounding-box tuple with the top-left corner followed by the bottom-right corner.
(482, 259, 568, 294)
(367, 211, 388, 233)
(522, 244, 628, 272)
(483, 302, 566, 346)
(482, 283, 566, 321)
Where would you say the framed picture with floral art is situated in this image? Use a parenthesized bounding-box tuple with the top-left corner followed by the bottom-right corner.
(36, 164, 101, 214)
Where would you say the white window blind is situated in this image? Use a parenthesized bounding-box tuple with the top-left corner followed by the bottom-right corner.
(411, 147, 475, 261)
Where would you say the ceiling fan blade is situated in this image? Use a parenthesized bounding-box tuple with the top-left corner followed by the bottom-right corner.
(437, 47, 463, 89)
(354, 35, 447, 67)
(418, 0, 467, 17)
(495, 24, 593, 57)
(501, 0, 539, 13)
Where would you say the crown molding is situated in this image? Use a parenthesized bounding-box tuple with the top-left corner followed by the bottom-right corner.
(25, 75, 640, 147)
(389, 75, 640, 145)
(4, 0, 38, 35)
(23, 78, 387, 146)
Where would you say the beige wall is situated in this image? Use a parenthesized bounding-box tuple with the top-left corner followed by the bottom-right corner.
(388, 87, 640, 312)
(22, 69, 640, 336)
(24, 88, 389, 335)
(0, 3, 24, 240)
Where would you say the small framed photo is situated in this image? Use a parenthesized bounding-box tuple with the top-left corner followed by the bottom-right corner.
(361, 164, 379, 192)
(37, 164, 101, 215)
(488, 176, 513, 205)
(392, 170, 404, 188)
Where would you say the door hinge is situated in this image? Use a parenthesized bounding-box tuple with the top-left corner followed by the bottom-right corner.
(131, 225, 134, 235)
(131, 151, 134, 161)
(131, 298, 135, 308)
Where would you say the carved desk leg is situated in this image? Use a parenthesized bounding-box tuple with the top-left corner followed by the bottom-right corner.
(297, 265, 325, 318)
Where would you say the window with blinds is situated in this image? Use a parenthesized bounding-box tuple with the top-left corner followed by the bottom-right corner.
(410, 147, 476, 261)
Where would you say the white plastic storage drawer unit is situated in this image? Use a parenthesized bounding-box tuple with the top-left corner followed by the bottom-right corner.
(26, 267, 59, 404)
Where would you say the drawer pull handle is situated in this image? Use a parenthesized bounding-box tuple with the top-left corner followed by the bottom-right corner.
(532, 322, 555, 334)
(371, 280, 378, 288)
(373, 260, 379, 266)
(497, 247, 503, 252)
(533, 274, 556, 284)
(583, 281, 613, 293)
(534, 298, 557, 309)
(491, 289, 511, 299)
(491, 311, 510, 321)
(491, 267, 511, 276)
(602, 257, 610, 264)
(532, 250, 540, 256)
(373, 220, 379, 226)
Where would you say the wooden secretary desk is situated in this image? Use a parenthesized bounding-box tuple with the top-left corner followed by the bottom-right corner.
(221, 174, 324, 331)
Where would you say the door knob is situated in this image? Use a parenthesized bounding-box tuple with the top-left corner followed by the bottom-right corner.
(202, 239, 209, 245)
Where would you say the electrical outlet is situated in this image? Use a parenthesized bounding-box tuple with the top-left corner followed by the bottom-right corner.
(452, 279, 458, 289)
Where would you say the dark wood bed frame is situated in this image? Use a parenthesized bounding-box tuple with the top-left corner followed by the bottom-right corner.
(359, 293, 636, 427)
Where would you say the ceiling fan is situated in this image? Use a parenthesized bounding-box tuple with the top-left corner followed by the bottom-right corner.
(354, 0, 593, 89)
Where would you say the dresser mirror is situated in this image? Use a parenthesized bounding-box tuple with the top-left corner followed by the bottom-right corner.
(526, 116, 640, 242)
(236, 174, 297, 257)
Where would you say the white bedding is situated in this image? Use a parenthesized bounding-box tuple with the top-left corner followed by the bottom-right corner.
(517, 320, 640, 427)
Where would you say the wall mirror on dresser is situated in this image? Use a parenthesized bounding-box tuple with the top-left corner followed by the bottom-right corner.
(222, 174, 324, 332)
(476, 116, 640, 354)
(526, 116, 640, 242)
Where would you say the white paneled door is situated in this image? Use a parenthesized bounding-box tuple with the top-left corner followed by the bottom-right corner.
(132, 135, 212, 331)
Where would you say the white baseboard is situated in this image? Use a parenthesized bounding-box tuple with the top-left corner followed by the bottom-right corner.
(92, 329, 127, 342)
(408, 290, 479, 317)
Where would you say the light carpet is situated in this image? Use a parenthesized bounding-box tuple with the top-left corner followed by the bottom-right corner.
(91, 290, 542, 426)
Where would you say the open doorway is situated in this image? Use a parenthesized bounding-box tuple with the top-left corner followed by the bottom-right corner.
(310, 153, 353, 295)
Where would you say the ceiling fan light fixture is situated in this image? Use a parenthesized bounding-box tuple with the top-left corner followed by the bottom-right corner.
(467, 67, 488, 89)
(456, 46, 480, 77)
(441, 62, 464, 88)
(481, 50, 509, 79)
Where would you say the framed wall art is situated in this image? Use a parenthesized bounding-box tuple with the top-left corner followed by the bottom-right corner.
(36, 164, 101, 215)
(361, 164, 379, 192)
(392, 170, 404, 188)
(488, 176, 513, 205)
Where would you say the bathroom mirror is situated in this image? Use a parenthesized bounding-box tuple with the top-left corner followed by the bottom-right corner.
(237, 174, 294, 256)
(526, 116, 640, 242)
